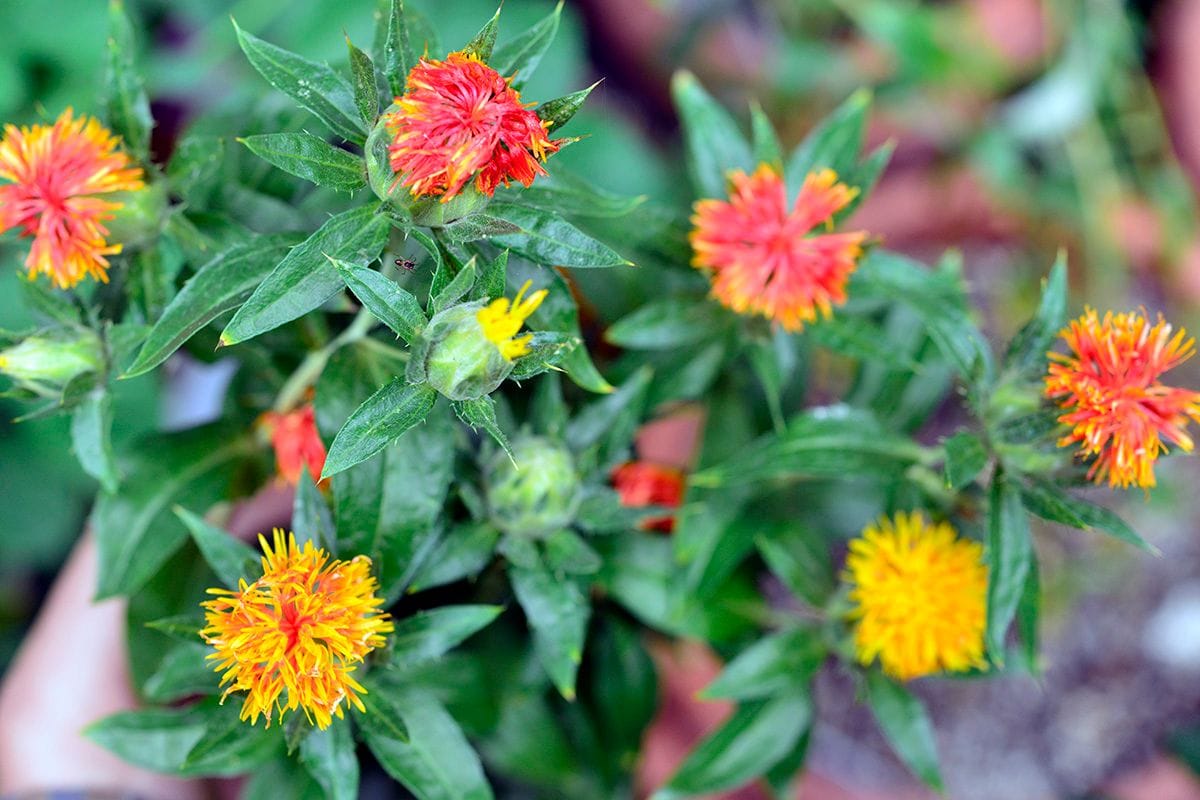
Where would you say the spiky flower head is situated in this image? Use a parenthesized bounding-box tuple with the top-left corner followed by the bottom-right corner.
(384, 52, 561, 201)
(260, 404, 327, 486)
(486, 436, 582, 538)
(610, 461, 686, 533)
(690, 164, 867, 331)
(1044, 308, 1200, 489)
(0, 109, 144, 288)
(844, 512, 987, 681)
(200, 530, 392, 729)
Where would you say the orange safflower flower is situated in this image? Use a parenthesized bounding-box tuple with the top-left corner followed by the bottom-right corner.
(690, 164, 867, 331)
(1044, 308, 1200, 489)
(0, 109, 144, 288)
(610, 461, 686, 533)
(844, 512, 987, 681)
(261, 404, 327, 485)
(384, 52, 561, 200)
(200, 529, 392, 729)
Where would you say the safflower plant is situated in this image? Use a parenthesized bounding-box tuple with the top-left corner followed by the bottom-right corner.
(2, 1, 1198, 798)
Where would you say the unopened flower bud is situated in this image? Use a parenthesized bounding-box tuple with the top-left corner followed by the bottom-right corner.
(105, 180, 169, 251)
(0, 330, 103, 390)
(407, 281, 547, 401)
(486, 436, 582, 538)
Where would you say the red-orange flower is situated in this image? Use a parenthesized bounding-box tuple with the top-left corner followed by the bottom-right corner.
(1044, 308, 1200, 489)
(261, 405, 327, 485)
(690, 164, 867, 331)
(611, 461, 686, 533)
(385, 52, 561, 200)
(0, 109, 144, 288)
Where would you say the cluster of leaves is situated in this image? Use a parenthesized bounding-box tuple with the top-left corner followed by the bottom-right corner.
(0, 1, 1160, 798)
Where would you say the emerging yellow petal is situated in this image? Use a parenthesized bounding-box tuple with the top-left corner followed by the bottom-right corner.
(843, 511, 987, 681)
(476, 280, 548, 360)
(199, 529, 392, 729)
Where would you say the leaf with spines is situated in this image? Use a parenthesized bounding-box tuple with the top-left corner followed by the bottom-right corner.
(429, 257, 478, 315)
(461, 5, 502, 62)
(346, 35, 380, 127)
(1019, 476, 1155, 553)
(453, 395, 510, 455)
(239, 133, 366, 192)
(384, 0, 418, 97)
(536, 81, 601, 132)
(323, 380, 437, 478)
(233, 19, 365, 143)
(328, 256, 427, 344)
(489, 203, 631, 268)
(671, 70, 754, 200)
(1004, 253, 1068, 376)
(103, 0, 152, 158)
(492, 2, 563, 85)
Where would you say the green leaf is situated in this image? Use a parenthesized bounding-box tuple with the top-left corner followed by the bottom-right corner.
(1004, 252, 1068, 376)
(865, 671, 943, 791)
(104, 0, 152, 159)
(323, 380, 437, 478)
(943, 431, 988, 490)
(85, 707, 206, 773)
(536, 81, 601, 132)
(233, 19, 365, 142)
(692, 406, 931, 488)
(239, 133, 366, 192)
(701, 629, 824, 701)
(1019, 477, 1154, 552)
(361, 686, 493, 800)
(346, 36, 380, 127)
(565, 366, 651, 457)
(510, 557, 591, 700)
(18, 278, 81, 326)
(496, 169, 646, 219)
(986, 475, 1032, 661)
(785, 89, 870, 193)
(453, 395, 510, 455)
(671, 70, 753, 199)
(755, 527, 834, 607)
(145, 614, 206, 643)
(221, 205, 390, 345)
(91, 427, 247, 599)
(749, 102, 783, 170)
(71, 388, 119, 492)
(462, 5, 502, 62)
(437, 214, 521, 244)
(142, 641, 218, 702)
(492, 1, 562, 84)
(471, 249, 508, 301)
(384, 0, 419, 97)
(654, 689, 811, 799)
(293, 468, 335, 551)
(543, 529, 602, 574)
(806, 313, 918, 369)
(1017, 554, 1041, 673)
(407, 523, 500, 592)
(429, 256, 478, 315)
(181, 702, 281, 775)
(174, 506, 259, 589)
(489, 203, 631, 268)
(244, 757, 325, 800)
(329, 256, 427, 344)
(389, 605, 503, 670)
(299, 718, 359, 800)
(125, 235, 298, 376)
(605, 297, 727, 350)
(509, 331, 579, 381)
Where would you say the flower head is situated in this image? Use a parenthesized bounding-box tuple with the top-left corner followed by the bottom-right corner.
(261, 404, 327, 486)
(610, 461, 686, 533)
(844, 512, 987, 681)
(0, 109, 144, 288)
(690, 164, 866, 331)
(477, 280, 548, 360)
(384, 52, 561, 200)
(200, 530, 392, 729)
(1044, 308, 1200, 489)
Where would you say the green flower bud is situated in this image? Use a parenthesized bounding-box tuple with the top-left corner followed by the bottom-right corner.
(366, 104, 491, 225)
(407, 282, 548, 401)
(0, 330, 103, 391)
(486, 436, 583, 538)
(105, 181, 169, 251)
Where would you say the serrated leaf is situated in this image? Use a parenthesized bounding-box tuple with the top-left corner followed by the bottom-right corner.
(389, 605, 503, 670)
(671, 70, 753, 199)
(384, 0, 419, 97)
(987, 475, 1032, 662)
(496, 169, 645, 219)
(536, 81, 600, 132)
(1019, 477, 1154, 552)
(429, 257, 477, 314)
(462, 5, 501, 62)
(1005, 253, 1067, 376)
(865, 671, 943, 791)
(489, 203, 630, 267)
(453, 394, 510, 455)
(509, 331, 578, 381)
(492, 1, 562, 85)
(437, 214, 521, 244)
(323, 380, 437, 477)
(329, 256, 427, 343)
(346, 36, 380, 127)
(943, 431, 988, 489)
(239, 132, 366, 191)
(71, 388, 119, 492)
(234, 20, 365, 142)
(175, 506, 259, 589)
(510, 557, 591, 700)
(471, 249, 508, 302)
(221, 205, 390, 345)
(125, 235, 298, 376)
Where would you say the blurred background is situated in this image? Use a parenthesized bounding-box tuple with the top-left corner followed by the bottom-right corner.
(4, 0, 1200, 798)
